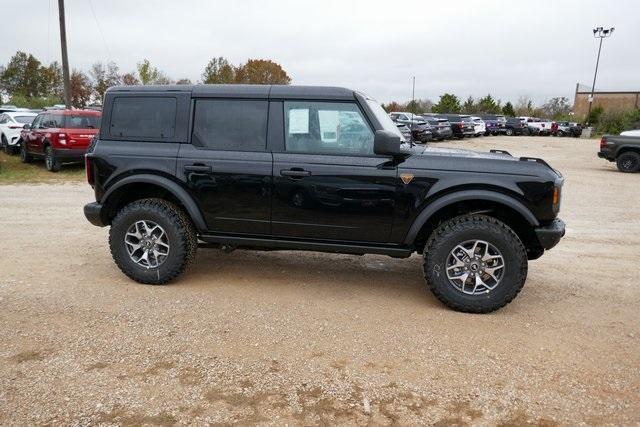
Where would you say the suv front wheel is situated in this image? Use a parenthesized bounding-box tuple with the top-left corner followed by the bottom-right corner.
(109, 199, 197, 285)
(423, 214, 528, 313)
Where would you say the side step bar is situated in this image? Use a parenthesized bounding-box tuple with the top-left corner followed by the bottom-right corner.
(199, 234, 413, 258)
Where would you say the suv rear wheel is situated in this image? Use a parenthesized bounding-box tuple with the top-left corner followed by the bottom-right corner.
(616, 151, 640, 173)
(44, 146, 61, 172)
(423, 214, 527, 313)
(109, 199, 197, 285)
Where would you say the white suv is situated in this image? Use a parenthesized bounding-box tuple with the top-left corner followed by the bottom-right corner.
(0, 111, 37, 154)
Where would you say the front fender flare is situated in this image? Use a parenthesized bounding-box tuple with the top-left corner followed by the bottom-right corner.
(101, 174, 207, 232)
(403, 190, 539, 246)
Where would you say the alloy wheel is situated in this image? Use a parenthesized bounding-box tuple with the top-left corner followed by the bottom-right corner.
(124, 220, 170, 268)
(446, 239, 505, 295)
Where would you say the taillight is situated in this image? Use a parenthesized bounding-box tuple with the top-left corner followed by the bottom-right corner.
(599, 137, 607, 150)
(85, 155, 94, 185)
(459, 123, 464, 129)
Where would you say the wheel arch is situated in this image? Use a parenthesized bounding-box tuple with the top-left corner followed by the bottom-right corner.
(100, 174, 207, 232)
(405, 190, 543, 259)
(616, 145, 640, 157)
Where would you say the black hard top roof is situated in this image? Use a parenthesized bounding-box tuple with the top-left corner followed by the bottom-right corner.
(106, 84, 356, 100)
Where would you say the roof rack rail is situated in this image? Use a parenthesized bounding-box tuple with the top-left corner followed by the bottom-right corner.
(489, 149, 512, 156)
(519, 156, 551, 168)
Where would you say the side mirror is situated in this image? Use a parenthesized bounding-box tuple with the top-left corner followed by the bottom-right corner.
(373, 130, 403, 156)
(23, 123, 31, 130)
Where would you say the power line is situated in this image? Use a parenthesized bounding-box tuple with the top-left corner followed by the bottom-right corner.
(88, 0, 112, 60)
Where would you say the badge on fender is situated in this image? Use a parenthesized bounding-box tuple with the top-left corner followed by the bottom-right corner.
(400, 173, 414, 185)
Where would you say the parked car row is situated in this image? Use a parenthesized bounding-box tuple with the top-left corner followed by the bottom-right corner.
(0, 106, 101, 172)
(388, 111, 583, 142)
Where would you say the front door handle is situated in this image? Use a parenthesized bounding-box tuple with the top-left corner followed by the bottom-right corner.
(280, 169, 311, 178)
(184, 164, 212, 173)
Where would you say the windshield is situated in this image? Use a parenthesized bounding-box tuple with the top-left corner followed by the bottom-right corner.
(14, 116, 35, 124)
(365, 98, 405, 141)
(64, 114, 100, 129)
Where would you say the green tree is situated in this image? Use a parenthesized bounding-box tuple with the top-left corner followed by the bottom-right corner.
(587, 105, 604, 126)
(40, 61, 63, 98)
(476, 94, 501, 114)
(137, 59, 160, 85)
(202, 57, 236, 84)
(235, 59, 291, 84)
(502, 101, 515, 117)
(431, 93, 461, 114)
(462, 96, 476, 114)
(0, 51, 44, 98)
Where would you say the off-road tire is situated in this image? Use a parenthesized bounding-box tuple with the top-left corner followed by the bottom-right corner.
(616, 151, 640, 173)
(423, 214, 528, 313)
(109, 198, 198, 285)
(20, 141, 31, 163)
(44, 145, 61, 172)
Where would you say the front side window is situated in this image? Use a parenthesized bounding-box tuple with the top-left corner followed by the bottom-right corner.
(192, 99, 268, 151)
(284, 101, 373, 155)
(110, 97, 176, 139)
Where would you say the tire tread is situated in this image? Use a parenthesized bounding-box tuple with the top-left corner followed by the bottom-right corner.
(423, 214, 528, 313)
(109, 198, 197, 285)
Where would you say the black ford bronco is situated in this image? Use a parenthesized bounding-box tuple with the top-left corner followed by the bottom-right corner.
(84, 85, 565, 313)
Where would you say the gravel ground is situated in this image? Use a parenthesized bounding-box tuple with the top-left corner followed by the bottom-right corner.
(0, 136, 638, 425)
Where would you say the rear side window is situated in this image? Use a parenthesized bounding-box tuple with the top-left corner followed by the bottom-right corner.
(110, 97, 176, 139)
(64, 114, 100, 129)
(192, 99, 268, 151)
(15, 116, 35, 124)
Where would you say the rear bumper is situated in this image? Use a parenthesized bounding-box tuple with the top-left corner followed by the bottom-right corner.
(535, 218, 565, 250)
(597, 151, 613, 161)
(84, 202, 107, 227)
(53, 147, 87, 162)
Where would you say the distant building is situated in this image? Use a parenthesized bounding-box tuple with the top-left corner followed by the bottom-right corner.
(573, 83, 640, 118)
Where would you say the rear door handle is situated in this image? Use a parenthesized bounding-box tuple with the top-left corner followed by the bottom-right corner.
(184, 164, 212, 173)
(280, 169, 311, 178)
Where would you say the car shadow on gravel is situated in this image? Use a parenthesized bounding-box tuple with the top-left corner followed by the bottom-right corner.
(176, 249, 438, 307)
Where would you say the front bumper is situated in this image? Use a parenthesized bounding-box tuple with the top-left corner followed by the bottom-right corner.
(535, 218, 565, 250)
(53, 147, 87, 162)
(84, 202, 107, 227)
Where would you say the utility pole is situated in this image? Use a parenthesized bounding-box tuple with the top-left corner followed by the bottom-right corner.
(58, 0, 72, 108)
(586, 26, 614, 125)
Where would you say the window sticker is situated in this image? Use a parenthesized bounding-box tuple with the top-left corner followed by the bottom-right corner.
(288, 108, 309, 134)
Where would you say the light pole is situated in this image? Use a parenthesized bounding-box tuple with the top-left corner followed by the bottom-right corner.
(586, 26, 614, 125)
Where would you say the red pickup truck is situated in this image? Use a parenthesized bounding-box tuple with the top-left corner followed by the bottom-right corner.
(19, 109, 101, 172)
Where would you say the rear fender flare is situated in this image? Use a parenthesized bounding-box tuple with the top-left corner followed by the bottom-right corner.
(403, 190, 539, 246)
(101, 174, 207, 232)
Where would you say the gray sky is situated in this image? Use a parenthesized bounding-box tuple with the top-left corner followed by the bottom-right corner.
(1, 0, 638, 105)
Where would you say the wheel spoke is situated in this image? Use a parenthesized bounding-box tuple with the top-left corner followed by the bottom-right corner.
(446, 239, 505, 296)
(125, 220, 170, 269)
